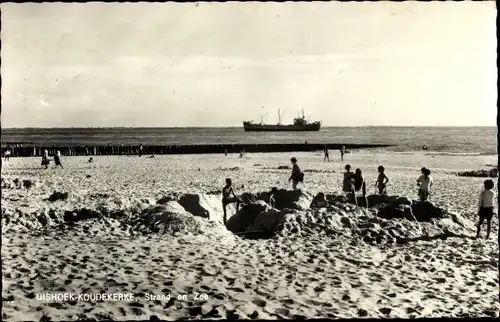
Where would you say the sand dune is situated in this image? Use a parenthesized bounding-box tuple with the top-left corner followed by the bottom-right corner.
(1, 151, 498, 320)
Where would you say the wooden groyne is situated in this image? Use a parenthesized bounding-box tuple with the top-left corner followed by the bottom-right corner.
(2, 143, 393, 157)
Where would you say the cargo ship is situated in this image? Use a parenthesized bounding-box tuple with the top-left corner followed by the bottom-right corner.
(243, 109, 321, 132)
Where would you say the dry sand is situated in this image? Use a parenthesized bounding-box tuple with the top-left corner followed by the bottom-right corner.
(1, 150, 499, 320)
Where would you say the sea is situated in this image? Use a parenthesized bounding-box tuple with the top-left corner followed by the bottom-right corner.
(1, 127, 497, 155)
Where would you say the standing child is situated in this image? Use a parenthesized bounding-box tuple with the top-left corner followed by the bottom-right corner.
(324, 146, 330, 162)
(54, 151, 64, 169)
(417, 167, 433, 201)
(353, 168, 368, 207)
(342, 164, 354, 195)
(222, 178, 241, 225)
(289, 157, 304, 190)
(340, 145, 346, 161)
(375, 165, 389, 195)
(42, 149, 49, 169)
(4, 148, 11, 162)
(476, 179, 496, 239)
(268, 187, 279, 208)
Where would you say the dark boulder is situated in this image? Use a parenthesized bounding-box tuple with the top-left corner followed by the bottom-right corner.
(325, 194, 350, 204)
(63, 209, 102, 223)
(377, 204, 414, 221)
(22, 179, 36, 189)
(226, 201, 269, 234)
(411, 201, 444, 221)
(47, 191, 69, 202)
(240, 189, 312, 211)
(456, 169, 498, 178)
(377, 200, 444, 222)
(367, 194, 391, 207)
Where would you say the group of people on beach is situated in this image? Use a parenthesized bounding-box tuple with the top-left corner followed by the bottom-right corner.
(221, 156, 496, 239)
(40, 150, 64, 169)
(323, 145, 348, 162)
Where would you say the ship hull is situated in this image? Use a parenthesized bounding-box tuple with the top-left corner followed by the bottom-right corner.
(243, 122, 321, 132)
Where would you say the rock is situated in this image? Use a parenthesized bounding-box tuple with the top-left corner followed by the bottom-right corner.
(377, 204, 403, 220)
(177, 194, 223, 221)
(393, 196, 412, 206)
(63, 209, 102, 223)
(129, 202, 205, 234)
(380, 307, 392, 315)
(37, 212, 52, 227)
(386, 195, 401, 205)
(270, 189, 312, 211)
(48, 192, 69, 202)
(411, 201, 444, 221)
(456, 169, 498, 178)
(239, 192, 261, 204)
(247, 208, 296, 234)
(22, 179, 36, 189)
(340, 216, 352, 228)
(13, 178, 21, 189)
(377, 199, 439, 222)
(156, 196, 177, 205)
(226, 201, 270, 234)
(363, 235, 374, 244)
(401, 205, 417, 221)
(326, 194, 349, 204)
(367, 194, 391, 207)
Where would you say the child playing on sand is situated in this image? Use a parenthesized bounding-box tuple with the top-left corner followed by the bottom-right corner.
(476, 179, 496, 239)
(417, 167, 433, 201)
(311, 192, 328, 208)
(289, 157, 304, 190)
(375, 166, 389, 195)
(222, 178, 241, 225)
(340, 145, 346, 161)
(54, 151, 63, 169)
(324, 146, 330, 162)
(352, 168, 368, 207)
(269, 187, 278, 208)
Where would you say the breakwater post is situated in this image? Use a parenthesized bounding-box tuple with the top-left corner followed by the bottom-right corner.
(2, 143, 393, 157)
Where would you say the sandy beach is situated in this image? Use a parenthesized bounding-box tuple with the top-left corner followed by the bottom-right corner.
(1, 150, 498, 320)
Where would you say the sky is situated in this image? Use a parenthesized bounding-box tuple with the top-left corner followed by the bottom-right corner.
(1, 1, 497, 128)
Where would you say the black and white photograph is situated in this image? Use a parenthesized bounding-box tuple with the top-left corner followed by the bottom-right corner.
(1, 1, 498, 320)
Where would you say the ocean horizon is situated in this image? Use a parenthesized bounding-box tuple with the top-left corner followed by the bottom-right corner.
(1, 125, 496, 130)
(1, 126, 497, 155)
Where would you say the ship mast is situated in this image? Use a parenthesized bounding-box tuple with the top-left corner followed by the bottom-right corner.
(278, 109, 281, 125)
